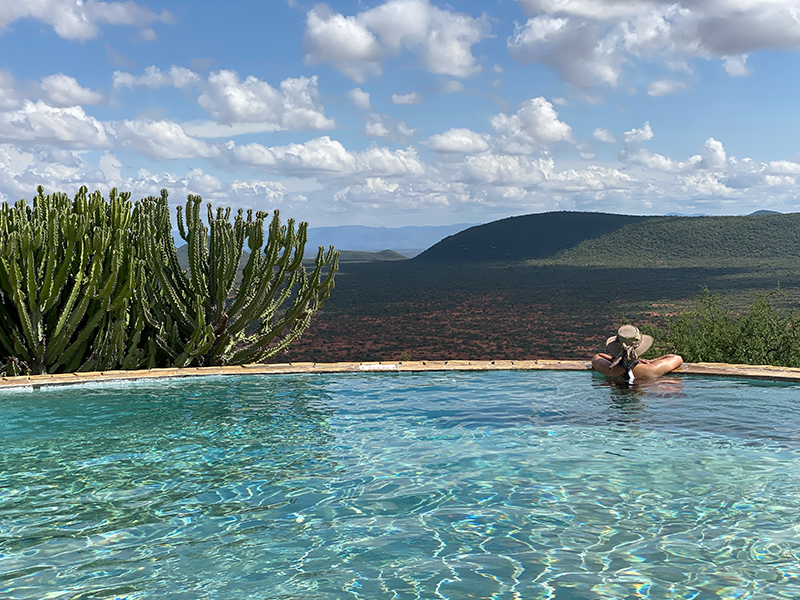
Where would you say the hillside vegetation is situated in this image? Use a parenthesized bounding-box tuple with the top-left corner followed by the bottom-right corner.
(417, 210, 800, 266)
(540, 213, 800, 267)
(417, 212, 648, 262)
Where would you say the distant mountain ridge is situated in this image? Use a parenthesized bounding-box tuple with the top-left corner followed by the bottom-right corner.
(306, 223, 476, 256)
(416, 210, 800, 265)
(176, 246, 407, 271)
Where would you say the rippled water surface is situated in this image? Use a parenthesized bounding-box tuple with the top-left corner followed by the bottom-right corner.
(2, 371, 800, 599)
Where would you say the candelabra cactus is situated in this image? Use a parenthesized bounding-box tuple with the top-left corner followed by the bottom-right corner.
(0, 186, 335, 374)
(0, 186, 145, 374)
(134, 190, 338, 367)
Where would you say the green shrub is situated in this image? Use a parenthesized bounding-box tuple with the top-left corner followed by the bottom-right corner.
(652, 287, 800, 367)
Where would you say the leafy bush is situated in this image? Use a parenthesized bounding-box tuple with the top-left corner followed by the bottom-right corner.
(651, 287, 800, 367)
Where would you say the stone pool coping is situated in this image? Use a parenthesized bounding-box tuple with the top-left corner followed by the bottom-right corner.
(0, 359, 799, 390)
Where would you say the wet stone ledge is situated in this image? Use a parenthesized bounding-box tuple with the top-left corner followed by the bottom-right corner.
(0, 360, 798, 390)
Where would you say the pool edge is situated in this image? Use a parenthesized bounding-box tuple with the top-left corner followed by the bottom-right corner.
(0, 360, 799, 390)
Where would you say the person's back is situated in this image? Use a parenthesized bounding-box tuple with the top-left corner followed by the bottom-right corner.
(592, 325, 683, 383)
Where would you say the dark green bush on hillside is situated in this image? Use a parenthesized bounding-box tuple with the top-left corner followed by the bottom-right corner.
(652, 287, 800, 367)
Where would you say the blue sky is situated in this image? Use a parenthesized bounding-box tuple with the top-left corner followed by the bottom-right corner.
(1, 0, 800, 227)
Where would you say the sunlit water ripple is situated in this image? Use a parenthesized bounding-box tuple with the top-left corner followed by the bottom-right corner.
(1, 371, 799, 599)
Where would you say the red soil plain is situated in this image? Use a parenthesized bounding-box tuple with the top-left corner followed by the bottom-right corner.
(275, 253, 707, 365)
(282, 292, 622, 364)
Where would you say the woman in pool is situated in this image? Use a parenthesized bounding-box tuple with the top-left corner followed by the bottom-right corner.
(592, 325, 683, 383)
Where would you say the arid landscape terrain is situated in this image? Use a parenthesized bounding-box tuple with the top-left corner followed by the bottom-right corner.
(282, 211, 800, 363)
(286, 293, 606, 363)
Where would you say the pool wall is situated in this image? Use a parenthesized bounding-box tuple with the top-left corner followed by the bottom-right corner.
(1, 359, 800, 390)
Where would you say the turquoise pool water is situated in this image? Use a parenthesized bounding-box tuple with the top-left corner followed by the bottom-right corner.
(1, 371, 800, 599)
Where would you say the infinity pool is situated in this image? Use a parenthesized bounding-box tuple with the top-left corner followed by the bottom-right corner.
(2, 371, 800, 599)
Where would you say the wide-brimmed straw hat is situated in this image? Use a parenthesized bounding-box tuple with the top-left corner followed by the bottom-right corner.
(605, 325, 653, 359)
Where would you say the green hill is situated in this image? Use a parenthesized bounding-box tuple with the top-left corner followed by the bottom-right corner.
(415, 211, 800, 267)
(538, 212, 800, 267)
(416, 212, 649, 262)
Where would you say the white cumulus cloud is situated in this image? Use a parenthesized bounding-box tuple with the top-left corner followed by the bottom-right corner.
(545, 166, 637, 192)
(646, 79, 692, 97)
(459, 153, 555, 185)
(199, 72, 334, 130)
(0, 71, 20, 109)
(40, 74, 104, 106)
(681, 172, 734, 197)
(113, 67, 335, 133)
(508, 14, 625, 88)
(225, 136, 426, 178)
(623, 121, 654, 144)
(619, 147, 680, 172)
(0, 0, 173, 42)
(365, 120, 391, 138)
(113, 66, 200, 90)
(392, 91, 423, 105)
(230, 179, 288, 202)
(302, 0, 489, 82)
(365, 114, 419, 142)
(768, 160, 800, 175)
(620, 135, 728, 173)
(0, 101, 109, 148)
(426, 128, 488, 153)
(491, 97, 575, 153)
(113, 120, 219, 160)
(509, 0, 800, 88)
(303, 5, 384, 83)
(593, 128, 617, 143)
(722, 54, 751, 77)
(693, 137, 728, 170)
(346, 88, 372, 109)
